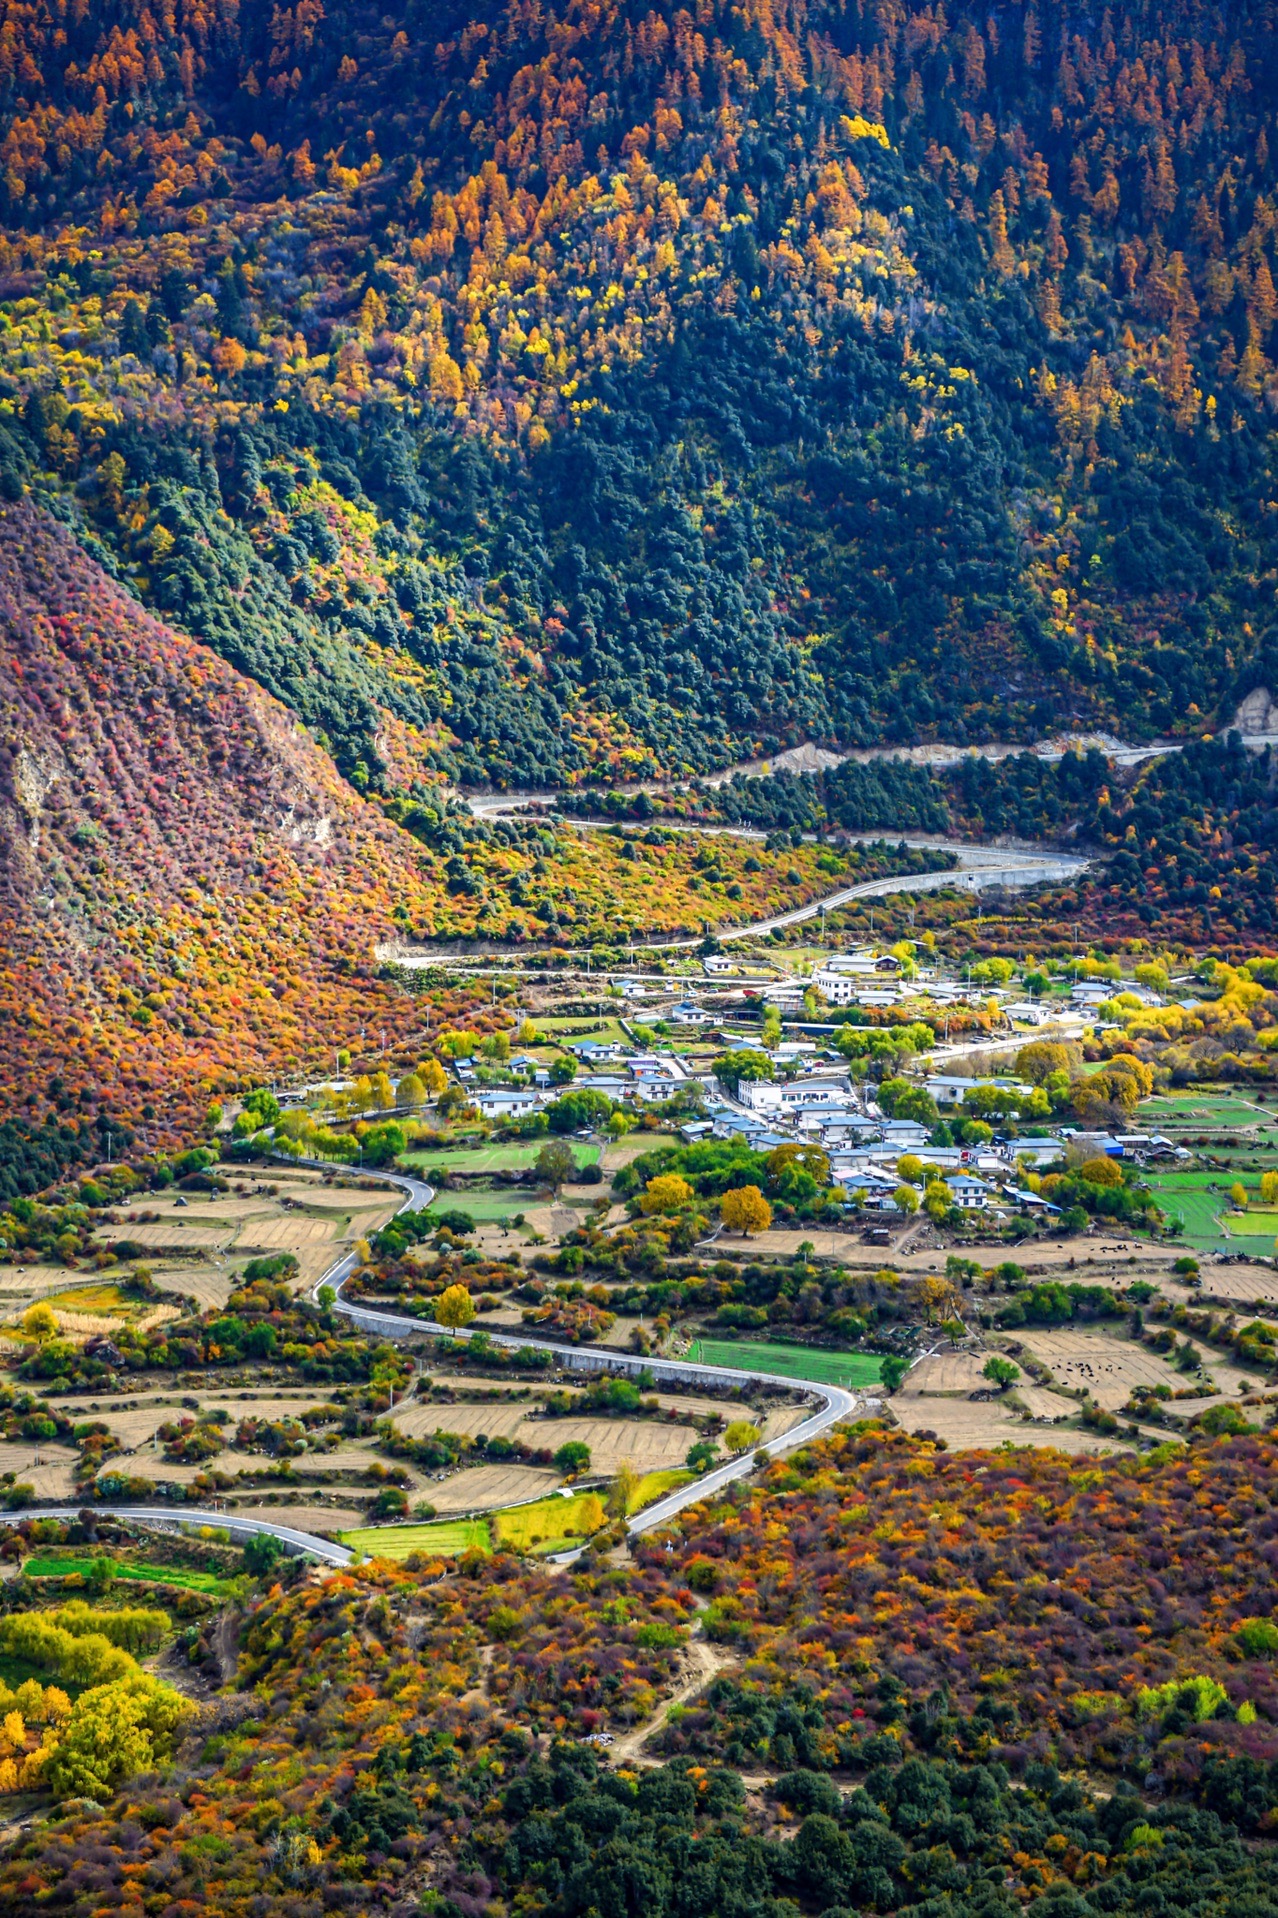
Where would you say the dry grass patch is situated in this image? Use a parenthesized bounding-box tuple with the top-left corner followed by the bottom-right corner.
(391, 1400, 695, 1473)
(898, 1352, 989, 1396)
(1013, 1385, 1080, 1422)
(230, 1501, 366, 1531)
(427, 1463, 560, 1514)
(891, 1394, 1132, 1455)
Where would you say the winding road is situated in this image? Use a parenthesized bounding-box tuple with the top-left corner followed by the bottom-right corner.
(380, 832, 1089, 965)
(308, 1169, 865, 1537)
(0, 1166, 865, 1568)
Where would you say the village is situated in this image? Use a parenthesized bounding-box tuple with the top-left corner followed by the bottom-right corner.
(413, 939, 1190, 1241)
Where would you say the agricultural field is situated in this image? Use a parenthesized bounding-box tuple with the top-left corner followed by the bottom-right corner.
(627, 1468, 694, 1512)
(23, 1556, 235, 1596)
(1141, 1172, 1231, 1248)
(342, 1488, 611, 1560)
(1140, 1163, 1278, 1261)
(493, 1490, 606, 1554)
(401, 1141, 601, 1175)
(897, 1351, 990, 1396)
(684, 1337, 884, 1390)
(390, 1398, 698, 1475)
(889, 1391, 1133, 1454)
(421, 1187, 536, 1224)
(1, 1283, 181, 1342)
(0, 1440, 78, 1501)
(891, 1350, 1110, 1453)
(61, 1168, 401, 1301)
(425, 1463, 560, 1515)
(340, 1517, 491, 1561)
(1142, 1091, 1272, 1132)
(531, 1017, 632, 1044)
(1014, 1324, 1249, 1410)
(1189, 1261, 1278, 1308)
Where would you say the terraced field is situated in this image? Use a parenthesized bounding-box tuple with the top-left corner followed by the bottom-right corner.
(390, 1399, 697, 1474)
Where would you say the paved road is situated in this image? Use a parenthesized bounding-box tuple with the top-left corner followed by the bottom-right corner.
(0, 1170, 440, 1572)
(3, 1168, 862, 1569)
(0, 1505, 354, 1565)
(309, 1169, 867, 1539)
(461, 734, 1179, 818)
(679, 840, 1088, 947)
(381, 833, 1090, 964)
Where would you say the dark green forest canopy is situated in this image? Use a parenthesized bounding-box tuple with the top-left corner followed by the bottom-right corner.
(7, 0, 1278, 790)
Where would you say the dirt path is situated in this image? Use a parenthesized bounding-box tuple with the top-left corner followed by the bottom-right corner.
(211, 1607, 240, 1685)
(609, 1635, 736, 1767)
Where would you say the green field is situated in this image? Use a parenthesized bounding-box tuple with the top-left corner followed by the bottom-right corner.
(534, 1017, 631, 1043)
(685, 1338, 884, 1388)
(1145, 1180, 1226, 1246)
(23, 1555, 233, 1594)
(1144, 1093, 1268, 1129)
(426, 1188, 533, 1222)
(1143, 1169, 1278, 1256)
(400, 1141, 601, 1174)
(341, 1518, 491, 1560)
(345, 1488, 619, 1561)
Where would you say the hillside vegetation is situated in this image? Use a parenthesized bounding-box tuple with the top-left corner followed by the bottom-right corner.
(0, 498, 449, 1128)
(0, 0, 1274, 788)
(5, 1433, 1278, 1917)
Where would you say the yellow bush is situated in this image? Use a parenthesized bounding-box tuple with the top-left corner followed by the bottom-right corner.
(720, 1185, 772, 1237)
(45, 1674, 194, 1802)
(434, 1283, 476, 1329)
(640, 1173, 693, 1214)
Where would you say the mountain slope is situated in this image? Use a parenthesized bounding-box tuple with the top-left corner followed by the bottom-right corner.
(1, 0, 1277, 788)
(0, 499, 445, 1130)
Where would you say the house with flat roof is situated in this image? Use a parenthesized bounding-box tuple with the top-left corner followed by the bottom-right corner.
(474, 1087, 540, 1119)
(925, 1074, 1033, 1107)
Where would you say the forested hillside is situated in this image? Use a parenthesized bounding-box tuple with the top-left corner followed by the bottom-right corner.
(0, 499, 452, 1129)
(0, 0, 1276, 787)
(8, 1432, 1278, 1918)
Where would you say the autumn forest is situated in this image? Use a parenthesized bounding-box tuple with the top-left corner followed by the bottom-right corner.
(3, 5, 1278, 1915)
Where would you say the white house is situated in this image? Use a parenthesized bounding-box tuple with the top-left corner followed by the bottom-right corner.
(763, 984, 806, 1008)
(474, 1087, 540, 1119)
(1070, 982, 1115, 1006)
(1006, 1139, 1066, 1167)
(1006, 1001, 1053, 1026)
(812, 968, 862, 1006)
(740, 1076, 851, 1112)
(925, 1075, 1033, 1108)
(819, 950, 901, 974)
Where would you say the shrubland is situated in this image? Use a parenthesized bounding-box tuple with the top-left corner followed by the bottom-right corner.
(2, 1434, 1278, 1918)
